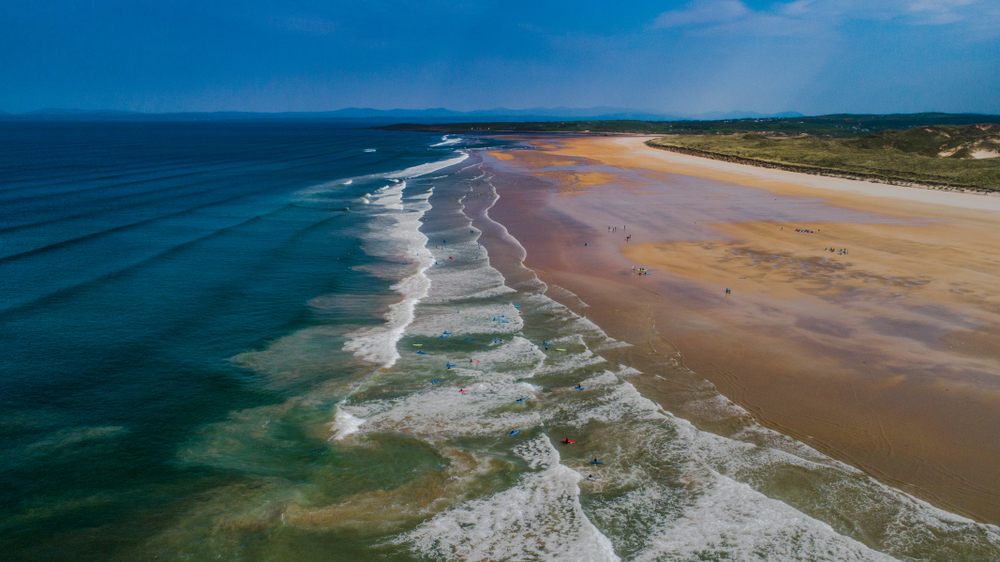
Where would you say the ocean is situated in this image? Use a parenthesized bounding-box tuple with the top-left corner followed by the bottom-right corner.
(1, 121, 998, 561)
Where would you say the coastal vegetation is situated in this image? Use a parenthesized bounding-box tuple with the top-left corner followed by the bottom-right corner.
(647, 124, 1000, 192)
(380, 112, 1000, 139)
(383, 114, 1000, 192)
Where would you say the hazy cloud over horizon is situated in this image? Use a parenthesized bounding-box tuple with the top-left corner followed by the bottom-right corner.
(0, 0, 996, 115)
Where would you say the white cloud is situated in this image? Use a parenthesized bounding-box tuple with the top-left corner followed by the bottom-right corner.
(910, 0, 976, 9)
(652, 0, 993, 35)
(908, 0, 977, 24)
(653, 0, 750, 28)
(779, 0, 819, 17)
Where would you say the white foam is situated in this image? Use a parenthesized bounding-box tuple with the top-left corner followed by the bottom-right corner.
(468, 336, 546, 378)
(644, 477, 894, 561)
(407, 303, 523, 337)
(423, 262, 516, 303)
(330, 408, 366, 440)
(295, 152, 460, 199)
(582, 371, 621, 388)
(357, 383, 542, 438)
(570, 381, 667, 429)
(400, 436, 620, 562)
(343, 181, 435, 369)
(431, 136, 463, 147)
(343, 270, 431, 368)
(368, 181, 406, 210)
(387, 152, 469, 179)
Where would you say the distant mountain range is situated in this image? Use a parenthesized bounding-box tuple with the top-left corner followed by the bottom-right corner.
(0, 106, 806, 122)
(300, 106, 807, 121)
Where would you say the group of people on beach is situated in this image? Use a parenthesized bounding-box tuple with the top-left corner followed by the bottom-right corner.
(607, 225, 631, 243)
(786, 227, 850, 255)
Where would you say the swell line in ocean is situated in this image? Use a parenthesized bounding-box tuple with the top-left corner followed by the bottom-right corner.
(3, 124, 998, 561)
(174, 148, 1000, 561)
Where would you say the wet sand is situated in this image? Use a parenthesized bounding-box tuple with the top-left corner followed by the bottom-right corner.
(478, 136, 1000, 525)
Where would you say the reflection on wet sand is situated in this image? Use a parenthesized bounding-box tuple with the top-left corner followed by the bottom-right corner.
(486, 135, 1000, 524)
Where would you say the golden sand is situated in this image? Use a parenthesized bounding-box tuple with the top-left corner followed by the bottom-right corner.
(486, 135, 1000, 524)
(536, 170, 620, 195)
(624, 220, 1000, 306)
(487, 151, 515, 161)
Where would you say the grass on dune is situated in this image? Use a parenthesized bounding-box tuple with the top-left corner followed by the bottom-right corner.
(647, 124, 1000, 192)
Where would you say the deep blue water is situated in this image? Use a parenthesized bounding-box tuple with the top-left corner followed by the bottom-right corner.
(0, 121, 491, 559)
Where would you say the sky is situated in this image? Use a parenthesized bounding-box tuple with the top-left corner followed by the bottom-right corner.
(1, 0, 998, 115)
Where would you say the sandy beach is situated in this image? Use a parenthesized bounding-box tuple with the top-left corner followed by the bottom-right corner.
(477, 135, 1000, 525)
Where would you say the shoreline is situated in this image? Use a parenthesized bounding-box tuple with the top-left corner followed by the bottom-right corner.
(623, 136, 1000, 209)
(473, 135, 1000, 525)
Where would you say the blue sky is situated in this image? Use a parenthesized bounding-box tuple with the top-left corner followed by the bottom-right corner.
(1, 0, 997, 114)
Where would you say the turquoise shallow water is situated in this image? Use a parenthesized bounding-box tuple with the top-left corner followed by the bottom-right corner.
(2, 123, 1000, 561)
(0, 122, 501, 559)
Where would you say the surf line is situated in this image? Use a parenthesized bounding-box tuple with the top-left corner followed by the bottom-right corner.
(342, 179, 435, 369)
(342, 150, 475, 371)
